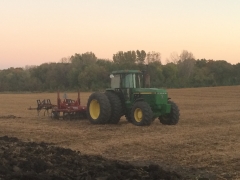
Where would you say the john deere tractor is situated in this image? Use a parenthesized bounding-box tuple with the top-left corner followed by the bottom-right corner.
(86, 70, 180, 126)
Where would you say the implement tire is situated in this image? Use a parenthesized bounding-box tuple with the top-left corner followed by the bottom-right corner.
(159, 100, 180, 125)
(131, 101, 153, 126)
(105, 91, 122, 124)
(87, 92, 111, 124)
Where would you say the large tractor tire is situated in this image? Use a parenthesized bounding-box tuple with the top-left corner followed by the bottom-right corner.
(104, 91, 122, 124)
(159, 100, 180, 125)
(87, 92, 111, 124)
(131, 101, 153, 126)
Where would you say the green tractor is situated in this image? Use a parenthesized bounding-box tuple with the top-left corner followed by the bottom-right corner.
(86, 70, 180, 126)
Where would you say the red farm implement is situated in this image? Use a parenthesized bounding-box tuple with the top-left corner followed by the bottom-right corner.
(51, 91, 87, 120)
(28, 91, 87, 120)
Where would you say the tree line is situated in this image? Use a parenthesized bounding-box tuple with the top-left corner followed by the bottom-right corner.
(0, 50, 240, 92)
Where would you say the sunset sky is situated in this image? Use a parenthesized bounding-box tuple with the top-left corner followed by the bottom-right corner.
(1, 0, 240, 69)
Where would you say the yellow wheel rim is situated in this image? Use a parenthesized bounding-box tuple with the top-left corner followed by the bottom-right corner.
(89, 99, 100, 120)
(134, 108, 143, 122)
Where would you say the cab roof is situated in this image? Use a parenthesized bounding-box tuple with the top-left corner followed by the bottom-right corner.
(112, 70, 142, 74)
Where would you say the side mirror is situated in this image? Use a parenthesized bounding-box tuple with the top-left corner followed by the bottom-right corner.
(110, 74, 114, 78)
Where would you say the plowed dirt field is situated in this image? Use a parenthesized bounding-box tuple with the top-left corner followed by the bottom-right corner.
(0, 86, 240, 179)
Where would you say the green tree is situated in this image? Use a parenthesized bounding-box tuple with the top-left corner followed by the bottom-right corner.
(0, 68, 33, 91)
(78, 64, 109, 91)
(136, 50, 146, 64)
(113, 51, 138, 69)
(96, 59, 114, 72)
(70, 52, 97, 71)
(233, 63, 240, 85)
(207, 60, 233, 86)
(177, 50, 196, 87)
(162, 63, 178, 88)
(67, 67, 80, 89)
(146, 51, 161, 64)
(147, 61, 164, 88)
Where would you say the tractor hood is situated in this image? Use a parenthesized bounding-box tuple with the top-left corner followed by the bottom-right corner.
(133, 88, 167, 94)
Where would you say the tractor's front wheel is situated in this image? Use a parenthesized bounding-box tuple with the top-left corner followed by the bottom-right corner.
(131, 101, 153, 126)
(87, 92, 111, 124)
(159, 100, 180, 125)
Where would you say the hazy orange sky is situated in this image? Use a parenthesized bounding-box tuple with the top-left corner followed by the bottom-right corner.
(1, 0, 240, 69)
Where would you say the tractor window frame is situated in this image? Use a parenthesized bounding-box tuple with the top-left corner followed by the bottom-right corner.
(124, 74, 135, 88)
(111, 73, 143, 89)
(111, 74, 121, 88)
(135, 74, 142, 88)
(121, 73, 142, 88)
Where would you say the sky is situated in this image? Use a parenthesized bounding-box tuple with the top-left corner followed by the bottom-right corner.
(0, 0, 240, 69)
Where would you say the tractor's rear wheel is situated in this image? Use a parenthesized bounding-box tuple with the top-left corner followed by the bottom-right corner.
(159, 100, 180, 125)
(104, 91, 122, 124)
(87, 92, 111, 124)
(131, 101, 153, 126)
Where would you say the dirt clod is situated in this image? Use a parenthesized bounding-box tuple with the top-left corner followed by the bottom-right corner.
(0, 136, 181, 180)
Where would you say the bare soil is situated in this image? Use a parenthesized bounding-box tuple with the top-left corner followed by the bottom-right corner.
(0, 136, 180, 180)
(0, 86, 240, 179)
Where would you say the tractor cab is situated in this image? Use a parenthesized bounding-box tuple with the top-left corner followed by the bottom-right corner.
(109, 70, 144, 101)
(110, 70, 149, 89)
